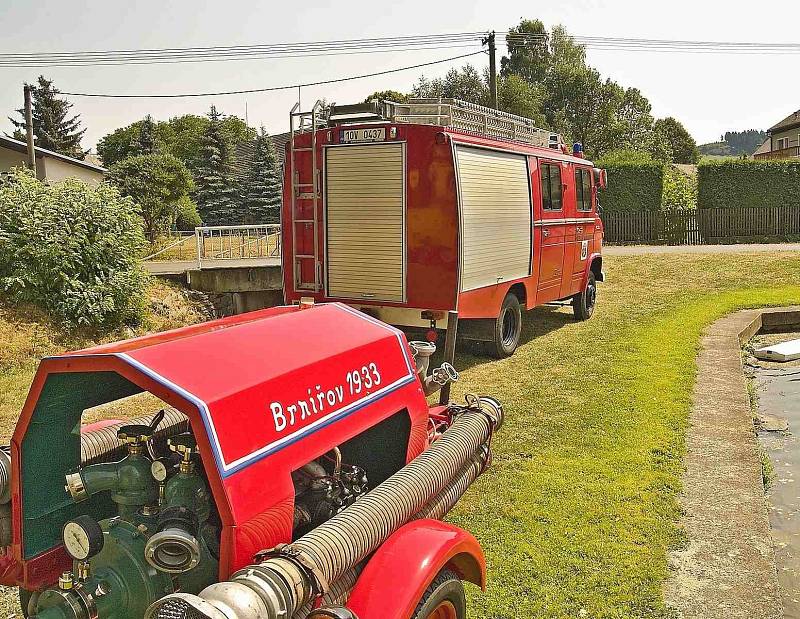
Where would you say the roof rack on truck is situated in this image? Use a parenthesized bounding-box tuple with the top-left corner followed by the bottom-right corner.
(325, 98, 564, 149)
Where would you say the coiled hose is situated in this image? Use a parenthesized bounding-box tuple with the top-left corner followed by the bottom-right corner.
(146, 397, 502, 619)
(292, 443, 491, 618)
(80, 408, 189, 464)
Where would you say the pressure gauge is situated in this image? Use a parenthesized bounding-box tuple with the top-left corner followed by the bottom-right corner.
(62, 515, 104, 561)
(151, 458, 169, 482)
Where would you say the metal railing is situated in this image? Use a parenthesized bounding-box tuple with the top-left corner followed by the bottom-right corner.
(142, 231, 197, 262)
(195, 224, 281, 267)
(382, 98, 561, 148)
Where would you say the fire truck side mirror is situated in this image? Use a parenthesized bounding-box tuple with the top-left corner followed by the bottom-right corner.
(593, 167, 607, 189)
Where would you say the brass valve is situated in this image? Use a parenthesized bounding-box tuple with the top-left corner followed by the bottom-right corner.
(58, 572, 74, 591)
(168, 434, 197, 474)
(117, 410, 166, 455)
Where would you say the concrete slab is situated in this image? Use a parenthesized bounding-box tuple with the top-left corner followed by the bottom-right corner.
(665, 309, 783, 619)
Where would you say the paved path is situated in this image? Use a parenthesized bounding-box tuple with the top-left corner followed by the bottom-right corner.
(606, 243, 800, 256)
(144, 257, 280, 276)
(664, 308, 800, 619)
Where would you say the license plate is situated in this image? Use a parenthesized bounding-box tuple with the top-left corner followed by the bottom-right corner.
(340, 128, 386, 143)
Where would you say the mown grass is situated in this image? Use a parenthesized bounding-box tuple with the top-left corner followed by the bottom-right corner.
(0, 253, 797, 617)
(446, 252, 800, 618)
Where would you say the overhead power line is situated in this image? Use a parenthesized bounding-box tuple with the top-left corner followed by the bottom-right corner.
(60, 49, 488, 98)
(0, 32, 488, 67)
(502, 32, 800, 54)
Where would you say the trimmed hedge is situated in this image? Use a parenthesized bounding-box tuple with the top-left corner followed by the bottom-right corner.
(598, 161, 665, 213)
(698, 159, 800, 209)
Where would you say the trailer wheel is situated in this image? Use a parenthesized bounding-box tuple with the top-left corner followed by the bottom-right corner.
(489, 293, 522, 358)
(573, 271, 597, 321)
(413, 569, 466, 619)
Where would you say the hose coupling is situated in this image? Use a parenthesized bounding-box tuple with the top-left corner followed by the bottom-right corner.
(144, 506, 201, 573)
(64, 471, 88, 502)
(461, 394, 504, 431)
(145, 557, 308, 619)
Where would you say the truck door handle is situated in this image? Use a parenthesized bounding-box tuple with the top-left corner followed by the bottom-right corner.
(542, 229, 550, 237)
(576, 226, 583, 234)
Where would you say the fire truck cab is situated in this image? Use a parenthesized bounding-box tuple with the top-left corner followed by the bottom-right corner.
(282, 99, 605, 357)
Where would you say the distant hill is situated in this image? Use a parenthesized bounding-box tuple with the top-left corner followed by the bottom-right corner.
(699, 130, 767, 157)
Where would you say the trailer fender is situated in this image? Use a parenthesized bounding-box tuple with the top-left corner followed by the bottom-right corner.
(345, 519, 485, 619)
(583, 253, 604, 285)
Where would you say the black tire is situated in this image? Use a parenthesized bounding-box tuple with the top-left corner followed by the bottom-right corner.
(412, 569, 466, 619)
(489, 293, 522, 358)
(573, 271, 597, 321)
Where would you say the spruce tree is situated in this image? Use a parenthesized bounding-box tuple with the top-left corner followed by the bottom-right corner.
(240, 127, 282, 224)
(138, 114, 157, 154)
(194, 106, 238, 225)
(8, 76, 86, 159)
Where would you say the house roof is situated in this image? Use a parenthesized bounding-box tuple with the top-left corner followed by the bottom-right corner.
(769, 108, 800, 133)
(270, 131, 291, 165)
(0, 135, 107, 173)
(752, 138, 772, 156)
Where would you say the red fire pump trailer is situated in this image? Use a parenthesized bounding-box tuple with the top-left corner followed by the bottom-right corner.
(282, 98, 607, 357)
(0, 302, 502, 619)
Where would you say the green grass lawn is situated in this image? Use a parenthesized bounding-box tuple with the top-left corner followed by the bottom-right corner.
(0, 253, 798, 617)
(447, 252, 800, 618)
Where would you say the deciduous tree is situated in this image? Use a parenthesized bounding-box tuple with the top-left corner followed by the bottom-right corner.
(654, 117, 699, 164)
(109, 154, 193, 243)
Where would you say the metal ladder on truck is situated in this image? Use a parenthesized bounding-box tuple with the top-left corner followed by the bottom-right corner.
(289, 100, 326, 292)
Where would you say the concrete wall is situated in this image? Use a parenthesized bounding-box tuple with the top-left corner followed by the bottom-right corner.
(40, 156, 105, 185)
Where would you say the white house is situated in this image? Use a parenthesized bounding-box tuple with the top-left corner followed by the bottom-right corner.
(0, 136, 106, 184)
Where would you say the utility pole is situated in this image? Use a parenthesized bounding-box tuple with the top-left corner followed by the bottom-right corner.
(23, 84, 36, 171)
(486, 31, 498, 110)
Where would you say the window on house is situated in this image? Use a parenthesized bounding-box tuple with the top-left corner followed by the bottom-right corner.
(575, 168, 593, 212)
(541, 163, 563, 211)
(776, 137, 789, 150)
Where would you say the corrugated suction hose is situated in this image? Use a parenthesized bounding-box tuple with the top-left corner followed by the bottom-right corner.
(292, 443, 491, 618)
(145, 396, 502, 619)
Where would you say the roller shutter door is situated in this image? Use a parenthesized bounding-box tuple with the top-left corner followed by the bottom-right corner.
(456, 146, 532, 292)
(325, 144, 405, 302)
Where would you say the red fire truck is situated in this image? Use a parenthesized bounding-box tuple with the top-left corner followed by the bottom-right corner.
(282, 99, 606, 357)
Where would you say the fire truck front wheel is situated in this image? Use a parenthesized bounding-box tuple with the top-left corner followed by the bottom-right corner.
(573, 272, 597, 321)
(413, 569, 467, 619)
(490, 293, 522, 358)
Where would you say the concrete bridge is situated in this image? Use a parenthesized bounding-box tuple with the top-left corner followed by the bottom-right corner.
(144, 226, 283, 314)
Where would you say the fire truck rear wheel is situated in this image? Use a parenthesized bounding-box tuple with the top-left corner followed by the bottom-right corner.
(490, 293, 522, 358)
(413, 569, 466, 619)
(573, 272, 597, 321)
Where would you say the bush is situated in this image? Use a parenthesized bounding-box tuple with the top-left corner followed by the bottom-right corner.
(0, 169, 149, 329)
(176, 195, 201, 230)
(662, 166, 697, 211)
(597, 150, 665, 213)
(698, 159, 800, 209)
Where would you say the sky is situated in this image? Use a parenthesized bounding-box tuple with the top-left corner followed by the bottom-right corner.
(1, 0, 799, 151)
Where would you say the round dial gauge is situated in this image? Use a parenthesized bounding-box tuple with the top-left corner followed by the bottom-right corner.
(151, 459, 168, 482)
(62, 515, 104, 560)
